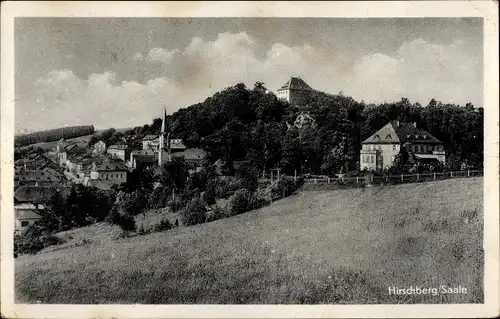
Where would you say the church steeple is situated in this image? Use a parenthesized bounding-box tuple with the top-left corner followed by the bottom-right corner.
(158, 107, 169, 166)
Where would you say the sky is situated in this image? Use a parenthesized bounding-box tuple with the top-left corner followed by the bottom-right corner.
(14, 18, 483, 133)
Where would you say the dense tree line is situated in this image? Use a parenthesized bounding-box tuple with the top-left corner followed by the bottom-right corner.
(15, 125, 95, 147)
(134, 82, 483, 175)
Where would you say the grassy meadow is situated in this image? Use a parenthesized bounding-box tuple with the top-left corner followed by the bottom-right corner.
(15, 178, 484, 304)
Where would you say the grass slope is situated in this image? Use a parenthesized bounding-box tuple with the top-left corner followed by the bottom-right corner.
(15, 178, 483, 304)
(18, 133, 96, 151)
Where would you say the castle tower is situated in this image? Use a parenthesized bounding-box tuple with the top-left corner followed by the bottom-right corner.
(276, 77, 313, 107)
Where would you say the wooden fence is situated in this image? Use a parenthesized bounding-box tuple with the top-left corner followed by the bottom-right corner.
(302, 170, 483, 186)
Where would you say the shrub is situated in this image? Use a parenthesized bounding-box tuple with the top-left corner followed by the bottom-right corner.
(154, 219, 173, 232)
(203, 182, 217, 205)
(180, 196, 207, 226)
(227, 189, 252, 217)
(14, 226, 65, 256)
(271, 176, 303, 199)
(205, 205, 226, 223)
(105, 207, 136, 232)
(147, 186, 171, 209)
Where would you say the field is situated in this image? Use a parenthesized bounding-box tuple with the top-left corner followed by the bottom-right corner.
(18, 133, 96, 151)
(15, 178, 483, 304)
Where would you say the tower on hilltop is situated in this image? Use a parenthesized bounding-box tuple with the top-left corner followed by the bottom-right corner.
(276, 77, 313, 107)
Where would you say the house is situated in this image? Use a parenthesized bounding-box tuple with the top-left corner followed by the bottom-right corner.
(106, 144, 131, 162)
(14, 186, 57, 209)
(93, 140, 107, 155)
(360, 121, 445, 171)
(169, 139, 186, 152)
(88, 161, 128, 189)
(172, 148, 206, 168)
(14, 186, 58, 233)
(15, 208, 42, 233)
(142, 135, 160, 151)
(14, 167, 64, 189)
(142, 135, 186, 153)
(129, 149, 157, 169)
(276, 77, 313, 107)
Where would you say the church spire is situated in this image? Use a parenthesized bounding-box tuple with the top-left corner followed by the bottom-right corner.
(158, 107, 167, 166)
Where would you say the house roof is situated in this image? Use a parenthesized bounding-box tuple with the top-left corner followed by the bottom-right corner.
(94, 161, 129, 172)
(131, 149, 156, 156)
(15, 169, 62, 183)
(15, 209, 42, 220)
(14, 186, 57, 203)
(169, 139, 186, 149)
(133, 155, 157, 163)
(108, 144, 129, 150)
(143, 135, 159, 141)
(362, 121, 442, 144)
(171, 148, 206, 161)
(278, 77, 313, 92)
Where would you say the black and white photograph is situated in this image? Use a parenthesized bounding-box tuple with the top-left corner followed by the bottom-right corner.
(1, 1, 499, 318)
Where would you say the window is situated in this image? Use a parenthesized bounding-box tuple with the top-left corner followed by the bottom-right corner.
(21, 221, 29, 227)
(386, 134, 392, 139)
(393, 145, 397, 151)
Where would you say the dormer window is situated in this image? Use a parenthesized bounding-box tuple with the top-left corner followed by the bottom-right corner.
(406, 134, 411, 139)
(374, 134, 380, 140)
(385, 134, 392, 139)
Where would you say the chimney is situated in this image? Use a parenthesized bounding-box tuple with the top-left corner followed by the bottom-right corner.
(413, 122, 417, 128)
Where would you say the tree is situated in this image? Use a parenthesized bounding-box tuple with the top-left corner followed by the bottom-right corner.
(158, 157, 189, 191)
(180, 196, 206, 226)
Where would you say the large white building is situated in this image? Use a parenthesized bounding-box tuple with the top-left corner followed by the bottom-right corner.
(360, 121, 445, 171)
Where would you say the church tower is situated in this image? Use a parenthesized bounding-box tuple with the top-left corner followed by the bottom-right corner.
(158, 107, 171, 166)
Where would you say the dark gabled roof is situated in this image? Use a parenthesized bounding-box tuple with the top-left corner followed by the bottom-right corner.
(278, 77, 313, 91)
(94, 161, 129, 172)
(14, 186, 57, 203)
(15, 169, 62, 183)
(391, 121, 442, 144)
(171, 148, 206, 161)
(169, 139, 186, 150)
(15, 209, 42, 220)
(362, 121, 442, 144)
(66, 145, 87, 158)
(143, 135, 159, 141)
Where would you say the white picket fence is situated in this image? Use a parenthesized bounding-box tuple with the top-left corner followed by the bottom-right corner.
(302, 170, 483, 186)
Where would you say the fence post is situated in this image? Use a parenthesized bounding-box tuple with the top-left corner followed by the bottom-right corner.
(328, 177, 330, 184)
(450, 171, 453, 178)
(401, 174, 403, 182)
(417, 173, 419, 181)
(467, 170, 470, 177)
(433, 172, 436, 180)
(356, 176, 359, 184)
(385, 175, 388, 183)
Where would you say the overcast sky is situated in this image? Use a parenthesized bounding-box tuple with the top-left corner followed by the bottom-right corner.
(15, 18, 483, 133)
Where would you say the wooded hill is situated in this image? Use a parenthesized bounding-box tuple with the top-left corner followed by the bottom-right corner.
(15, 125, 95, 147)
(128, 82, 482, 175)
